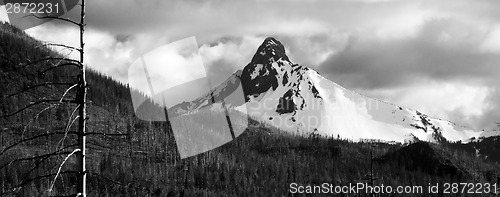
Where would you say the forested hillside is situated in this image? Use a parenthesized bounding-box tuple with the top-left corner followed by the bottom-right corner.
(1, 22, 499, 196)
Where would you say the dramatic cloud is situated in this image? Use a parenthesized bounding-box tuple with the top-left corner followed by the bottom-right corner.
(23, 24, 135, 83)
(318, 17, 500, 130)
(1, 0, 499, 130)
(198, 36, 264, 86)
(319, 18, 500, 89)
(359, 83, 493, 129)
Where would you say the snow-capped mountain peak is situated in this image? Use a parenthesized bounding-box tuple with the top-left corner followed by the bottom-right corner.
(239, 37, 298, 101)
(169, 37, 495, 143)
(250, 37, 290, 65)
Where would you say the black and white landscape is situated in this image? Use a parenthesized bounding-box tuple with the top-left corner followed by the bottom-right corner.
(1, 0, 500, 196)
(168, 37, 498, 144)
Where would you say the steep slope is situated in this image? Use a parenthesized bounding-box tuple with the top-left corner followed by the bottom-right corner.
(0, 22, 173, 196)
(169, 37, 491, 143)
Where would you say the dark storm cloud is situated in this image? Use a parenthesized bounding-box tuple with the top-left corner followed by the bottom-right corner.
(14, 0, 499, 130)
(54, 0, 424, 38)
(316, 16, 500, 130)
(318, 18, 500, 89)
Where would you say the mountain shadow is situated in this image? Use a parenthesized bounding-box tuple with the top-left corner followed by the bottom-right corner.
(375, 141, 469, 180)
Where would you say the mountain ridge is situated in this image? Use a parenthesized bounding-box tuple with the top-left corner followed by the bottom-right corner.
(169, 37, 496, 143)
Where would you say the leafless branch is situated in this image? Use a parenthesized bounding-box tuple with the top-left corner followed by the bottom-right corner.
(0, 171, 79, 197)
(38, 62, 82, 75)
(60, 84, 79, 102)
(0, 146, 76, 171)
(28, 14, 80, 27)
(0, 132, 78, 157)
(1, 2, 89, 196)
(5, 57, 82, 72)
(21, 105, 57, 138)
(53, 49, 75, 68)
(5, 82, 75, 98)
(56, 115, 80, 152)
(18, 91, 77, 138)
(0, 99, 77, 118)
(37, 43, 82, 52)
(19, 143, 77, 182)
(49, 149, 81, 192)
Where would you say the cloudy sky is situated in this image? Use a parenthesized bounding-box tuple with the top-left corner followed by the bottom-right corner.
(1, 0, 499, 131)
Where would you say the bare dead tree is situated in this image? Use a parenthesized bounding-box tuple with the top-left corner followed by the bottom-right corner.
(1, 0, 136, 195)
(0, 55, 81, 196)
(77, 1, 87, 195)
(0, 1, 87, 196)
